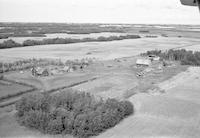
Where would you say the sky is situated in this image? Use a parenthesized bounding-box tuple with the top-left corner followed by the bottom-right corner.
(0, 0, 199, 24)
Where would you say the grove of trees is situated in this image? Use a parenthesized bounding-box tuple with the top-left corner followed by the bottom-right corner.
(15, 90, 134, 138)
(0, 58, 93, 73)
(142, 49, 200, 66)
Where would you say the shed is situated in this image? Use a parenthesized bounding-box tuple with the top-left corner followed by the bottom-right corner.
(136, 59, 151, 66)
(148, 55, 160, 61)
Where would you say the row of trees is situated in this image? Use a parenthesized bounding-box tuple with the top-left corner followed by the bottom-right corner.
(0, 58, 93, 73)
(142, 49, 200, 66)
(16, 90, 134, 138)
(0, 59, 63, 73)
(0, 35, 141, 49)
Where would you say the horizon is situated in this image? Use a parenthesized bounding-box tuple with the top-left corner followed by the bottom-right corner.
(0, 22, 200, 26)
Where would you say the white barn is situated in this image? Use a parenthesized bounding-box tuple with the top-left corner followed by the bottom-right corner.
(136, 59, 151, 66)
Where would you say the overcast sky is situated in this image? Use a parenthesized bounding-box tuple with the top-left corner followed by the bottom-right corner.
(0, 0, 199, 24)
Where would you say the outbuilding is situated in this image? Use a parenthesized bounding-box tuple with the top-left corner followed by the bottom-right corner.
(136, 59, 151, 66)
(148, 55, 160, 61)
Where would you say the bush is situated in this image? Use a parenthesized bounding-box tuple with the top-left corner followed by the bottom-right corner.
(120, 101, 134, 116)
(16, 90, 134, 137)
(18, 110, 50, 133)
(15, 93, 51, 117)
(46, 117, 64, 134)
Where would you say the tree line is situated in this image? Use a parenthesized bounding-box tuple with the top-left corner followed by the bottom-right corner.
(142, 49, 200, 66)
(0, 58, 93, 73)
(0, 35, 141, 49)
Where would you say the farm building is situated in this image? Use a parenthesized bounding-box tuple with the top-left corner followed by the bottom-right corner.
(148, 55, 160, 61)
(136, 59, 151, 66)
(31, 67, 50, 77)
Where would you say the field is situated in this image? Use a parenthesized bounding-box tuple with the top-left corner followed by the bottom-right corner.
(0, 80, 33, 99)
(0, 37, 200, 62)
(97, 67, 200, 138)
(0, 23, 200, 138)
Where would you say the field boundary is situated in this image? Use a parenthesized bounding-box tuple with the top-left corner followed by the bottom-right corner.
(0, 77, 98, 108)
(0, 78, 37, 102)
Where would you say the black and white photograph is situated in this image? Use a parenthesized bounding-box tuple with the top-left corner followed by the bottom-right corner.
(0, 0, 200, 137)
